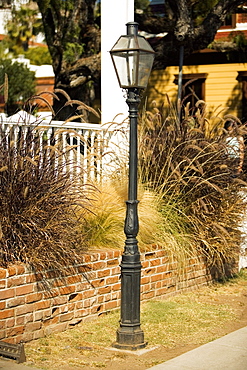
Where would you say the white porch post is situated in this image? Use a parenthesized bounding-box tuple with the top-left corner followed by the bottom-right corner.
(101, 0, 134, 124)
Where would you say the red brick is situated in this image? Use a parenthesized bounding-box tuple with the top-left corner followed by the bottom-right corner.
(143, 267, 156, 275)
(91, 279, 105, 288)
(25, 313, 34, 324)
(0, 269, 7, 279)
(7, 276, 26, 288)
(0, 320, 5, 329)
(161, 257, 169, 264)
(98, 252, 107, 260)
(151, 258, 162, 266)
(59, 285, 76, 295)
(105, 276, 119, 285)
(25, 322, 42, 332)
(98, 286, 111, 295)
(141, 261, 149, 269)
(0, 288, 15, 300)
(155, 250, 166, 257)
(111, 266, 120, 275)
(112, 283, 121, 291)
(156, 265, 169, 273)
(59, 312, 74, 322)
(144, 252, 156, 259)
(142, 291, 155, 300)
(68, 292, 82, 302)
(7, 296, 25, 308)
(91, 253, 100, 262)
(91, 261, 107, 270)
(82, 289, 95, 299)
(141, 276, 151, 284)
(16, 265, 26, 275)
(0, 301, 5, 310)
(105, 293, 112, 302)
(35, 301, 51, 310)
(16, 316, 25, 326)
(0, 330, 6, 340)
(68, 302, 76, 311)
(83, 299, 92, 308)
(98, 269, 111, 278)
(26, 274, 37, 283)
(16, 284, 34, 296)
(155, 287, 168, 296)
(25, 292, 43, 304)
(113, 250, 121, 258)
(66, 275, 81, 284)
(97, 296, 104, 304)
(106, 251, 114, 259)
(151, 273, 163, 283)
(6, 325, 25, 337)
(43, 316, 59, 327)
(0, 309, 14, 320)
(3, 337, 15, 344)
(15, 304, 34, 316)
(52, 279, 64, 287)
(107, 259, 119, 267)
(82, 254, 91, 263)
(0, 280, 6, 289)
(155, 281, 162, 289)
(43, 289, 59, 299)
(20, 332, 34, 342)
(52, 296, 67, 305)
(104, 300, 118, 311)
(7, 266, 17, 277)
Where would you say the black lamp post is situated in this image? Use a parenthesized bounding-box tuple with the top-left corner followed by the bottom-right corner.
(110, 22, 155, 350)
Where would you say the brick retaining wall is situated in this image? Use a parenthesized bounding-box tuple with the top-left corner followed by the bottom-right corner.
(0, 247, 212, 344)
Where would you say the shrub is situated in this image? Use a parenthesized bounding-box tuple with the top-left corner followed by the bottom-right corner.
(0, 58, 36, 115)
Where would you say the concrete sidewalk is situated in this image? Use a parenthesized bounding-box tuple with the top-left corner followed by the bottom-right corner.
(147, 326, 247, 370)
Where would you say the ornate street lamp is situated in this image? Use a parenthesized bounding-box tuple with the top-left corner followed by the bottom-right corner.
(110, 22, 155, 350)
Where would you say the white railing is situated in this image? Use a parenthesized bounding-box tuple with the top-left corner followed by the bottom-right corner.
(0, 112, 118, 183)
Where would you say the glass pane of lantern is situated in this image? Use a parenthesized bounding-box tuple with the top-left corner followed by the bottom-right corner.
(112, 51, 139, 88)
(111, 36, 131, 51)
(138, 52, 155, 88)
(137, 37, 155, 52)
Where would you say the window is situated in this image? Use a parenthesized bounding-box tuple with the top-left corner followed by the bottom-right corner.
(174, 73, 208, 108)
(220, 14, 236, 29)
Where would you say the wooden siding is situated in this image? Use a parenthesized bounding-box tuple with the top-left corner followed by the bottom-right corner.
(146, 63, 247, 120)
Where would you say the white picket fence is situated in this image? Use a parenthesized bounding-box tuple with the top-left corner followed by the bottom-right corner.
(0, 111, 128, 183)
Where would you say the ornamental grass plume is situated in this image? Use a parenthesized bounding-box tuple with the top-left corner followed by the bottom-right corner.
(0, 93, 97, 275)
(139, 97, 247, 277)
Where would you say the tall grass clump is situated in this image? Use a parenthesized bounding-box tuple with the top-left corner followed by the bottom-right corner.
(139, 98, 247, 277)
(0, 93, 97, 274)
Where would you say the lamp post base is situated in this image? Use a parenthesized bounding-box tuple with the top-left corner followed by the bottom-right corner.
(112, 327, 147, 350)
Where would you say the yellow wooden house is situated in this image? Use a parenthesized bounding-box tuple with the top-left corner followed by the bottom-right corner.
(145, 6, 247, 123)
(147, 60, 247, 121)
